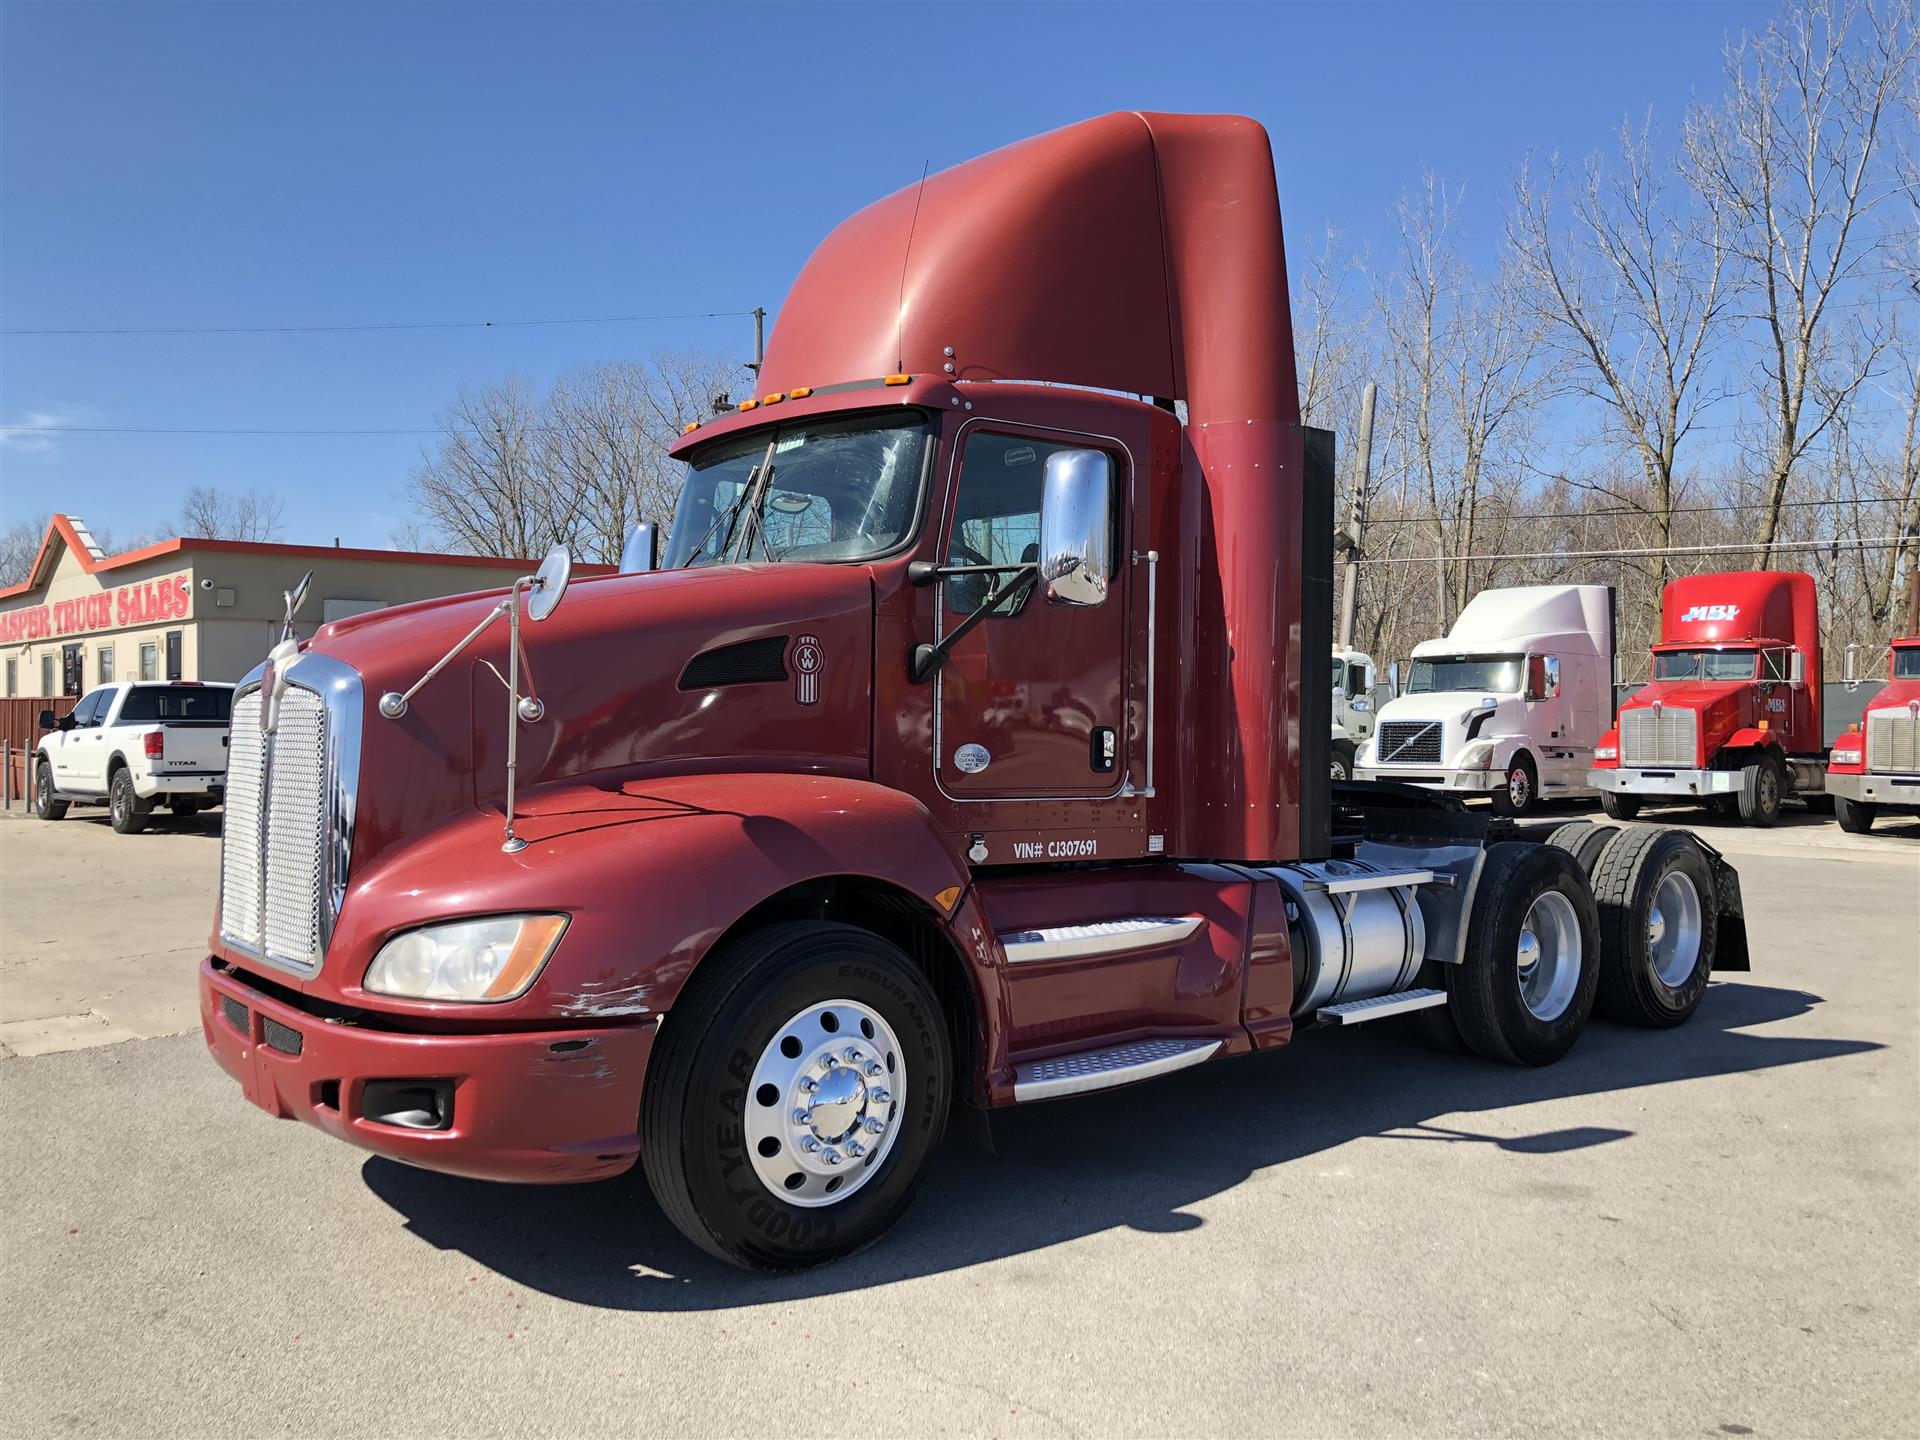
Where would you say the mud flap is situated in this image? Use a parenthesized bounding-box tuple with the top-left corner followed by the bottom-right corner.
(1695, 838, 1751, 971)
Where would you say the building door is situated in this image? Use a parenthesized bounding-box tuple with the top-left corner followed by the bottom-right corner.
(934, 425, 1129, 799)
(61, 644, 82, 696)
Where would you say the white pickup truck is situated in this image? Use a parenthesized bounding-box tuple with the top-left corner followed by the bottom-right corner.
(33, 681, 234, 833)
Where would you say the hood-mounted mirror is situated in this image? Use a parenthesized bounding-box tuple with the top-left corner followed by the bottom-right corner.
(620, 522, 659, 575)
(280, 569, 314, 644)
(528, 545, 571, 621)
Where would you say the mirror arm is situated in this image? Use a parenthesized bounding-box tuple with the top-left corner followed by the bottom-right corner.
(910, 565, 1038, 683)
(907, 559, 1033, 587)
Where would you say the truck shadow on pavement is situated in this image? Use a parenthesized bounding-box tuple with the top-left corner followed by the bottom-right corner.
(361, 980, 1875, 1308)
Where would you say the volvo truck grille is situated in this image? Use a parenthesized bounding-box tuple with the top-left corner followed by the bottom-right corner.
(1620, 707, 1697, 767)
(1866, 712, 1919, 773)
(218, 657, 362, 977)
(1376, 721, 1443, 764)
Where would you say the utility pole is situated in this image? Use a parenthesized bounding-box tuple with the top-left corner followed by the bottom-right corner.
(1337, 381, 1377, 652)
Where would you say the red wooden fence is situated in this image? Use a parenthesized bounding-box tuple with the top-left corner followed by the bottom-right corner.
(2, 696, 76, 806)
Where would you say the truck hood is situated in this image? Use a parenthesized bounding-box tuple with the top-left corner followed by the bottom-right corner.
(1620, 679, 1752, 749)
(1367, 693, 1516, 767)
(298, 563, 876, 874)
(1863, 678, 1920, 719)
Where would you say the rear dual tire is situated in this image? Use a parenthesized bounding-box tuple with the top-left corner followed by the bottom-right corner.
(1589, 826, 1715, 1028)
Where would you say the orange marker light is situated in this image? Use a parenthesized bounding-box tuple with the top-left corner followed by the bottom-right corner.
(482, 915, 571, 1000)
(789, 386, 814, 399)
(737, 399, 759, 411)
(682, 421, 699, 434)
(762, 392, 784, 405)
(883, 374, 911, 386)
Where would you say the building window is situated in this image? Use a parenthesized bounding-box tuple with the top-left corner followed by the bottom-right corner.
(5, 658, 15, 696)
(41, 654, 55, 695)
(165, 630, 183, 680)
(140, 642, 159, 681)
(97, 647, 116, 684)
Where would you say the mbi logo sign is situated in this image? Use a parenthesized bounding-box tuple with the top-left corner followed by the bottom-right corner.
(1680, 603, 1740, 623)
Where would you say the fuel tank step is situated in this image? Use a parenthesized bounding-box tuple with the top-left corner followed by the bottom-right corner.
(998, 915, 1205, 965)
(1316, 987, 1448, 1026)
(1013, 1037, 1221, 1102)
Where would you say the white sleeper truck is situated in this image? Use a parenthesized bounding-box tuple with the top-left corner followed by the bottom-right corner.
(34, 681, 234, 833)
(1357, 584, 1615, 816)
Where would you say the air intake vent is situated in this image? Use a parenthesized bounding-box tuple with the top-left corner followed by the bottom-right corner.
(678, 636, 789, 690)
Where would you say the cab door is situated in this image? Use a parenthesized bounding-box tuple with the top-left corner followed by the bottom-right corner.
(934, 425, 1129, 798)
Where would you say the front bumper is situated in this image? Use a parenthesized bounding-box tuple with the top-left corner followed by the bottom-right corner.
(200, 959, 654, 1183)
(1588, 766, 1740, 798)
(1354, 766, 1500, 793)
(1825, 771, 1920, 807)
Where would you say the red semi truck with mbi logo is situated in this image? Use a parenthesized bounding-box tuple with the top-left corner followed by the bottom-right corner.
(1590, 571, 1826, 828)
(1826, 633, 1920, 833)
(199, 112, 1751, 1270)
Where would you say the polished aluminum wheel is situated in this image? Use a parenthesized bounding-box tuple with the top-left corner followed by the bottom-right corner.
(1506, 764, 1532, 810)
(743, 998, 905, 1208)
(1648, 869, 1703, 988)
(1515, 890, 1582, 1022)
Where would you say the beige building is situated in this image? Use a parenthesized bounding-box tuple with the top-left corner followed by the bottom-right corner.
(2, 514, 582, 697)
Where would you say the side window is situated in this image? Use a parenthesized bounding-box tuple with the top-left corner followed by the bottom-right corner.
(945, 432, 1116, 616)
(1762, 648, 1791, 683)
(71, 691, 105, 728)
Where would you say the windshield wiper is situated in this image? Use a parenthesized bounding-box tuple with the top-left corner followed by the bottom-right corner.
(681, 466, 758, 568)
(734, 463, 784, 563)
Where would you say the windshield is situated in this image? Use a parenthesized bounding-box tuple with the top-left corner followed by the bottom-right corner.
(1653, 648, 1757, 681)
(1894, 648, 1920, 680)
(663, 413, 930, 569)
(1406, 654, 1523, 695)
(118, 685, 231, 723)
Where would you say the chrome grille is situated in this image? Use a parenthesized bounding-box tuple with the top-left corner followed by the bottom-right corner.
(217, 658, 361, 976)
(1866, 712, 1920, 773)
(1620, 707, 1697, 767)
(1377, 720, 1442, 764)
(219, 692, 267, 951)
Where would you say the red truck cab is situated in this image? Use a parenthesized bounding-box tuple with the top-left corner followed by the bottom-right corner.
(199, 113, 1749, 1271)
(1826, 635, 1920, 833)
(1590, 571, 1824, 827)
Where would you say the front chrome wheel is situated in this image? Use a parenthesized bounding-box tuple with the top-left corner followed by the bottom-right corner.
(744, 998, 906, 1208)
(1648, 869, 1703, 988)
(1516, 890, 1582, 1022)
(1508, 765, 1532, 810)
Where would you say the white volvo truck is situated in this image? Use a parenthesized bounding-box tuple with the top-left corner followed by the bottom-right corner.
(1357, 585, 1615, 816)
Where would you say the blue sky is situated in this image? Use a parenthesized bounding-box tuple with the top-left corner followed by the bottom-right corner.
(0, 0, 1776, 550)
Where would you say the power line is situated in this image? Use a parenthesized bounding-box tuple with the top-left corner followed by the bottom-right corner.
(0, 309, 759, 338)
(1357, 535, 1906, 566)
(1368, 494, 1909, 527)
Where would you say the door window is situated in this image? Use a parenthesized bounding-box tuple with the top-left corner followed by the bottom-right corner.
(944, 432, 1115, 616)
(70, 691, 106, 727)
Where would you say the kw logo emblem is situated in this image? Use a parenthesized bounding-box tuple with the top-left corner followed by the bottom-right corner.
(793, 635, 822, 704)
(1680, 604, 1740, 623)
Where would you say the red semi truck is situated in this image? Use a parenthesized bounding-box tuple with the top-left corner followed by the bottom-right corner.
(1826, 633, 1920, 833)
(199, 113, 1749, 1271)
(1590, 571, 1826, 827)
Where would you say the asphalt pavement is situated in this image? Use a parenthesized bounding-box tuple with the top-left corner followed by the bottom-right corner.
(0, 807, 1915, 1437)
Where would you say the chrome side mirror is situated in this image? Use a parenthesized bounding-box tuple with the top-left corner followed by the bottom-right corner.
(1843, 644, 1857, 686)
(1037, 449, 1113, 608)
(620, 522, 659, 575)
(528, 545, 572, 622)
(1387, 660, 1401, 697)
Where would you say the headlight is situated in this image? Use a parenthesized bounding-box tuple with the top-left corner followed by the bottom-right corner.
(1460, 740, 1495, 770)
(1595, 745, 1618, 761)
(1831, 746, 1862, 767)
(364, 914, 568, 1002)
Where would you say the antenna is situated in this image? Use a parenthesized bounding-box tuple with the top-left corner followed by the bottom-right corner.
(896, 159, 931, 374)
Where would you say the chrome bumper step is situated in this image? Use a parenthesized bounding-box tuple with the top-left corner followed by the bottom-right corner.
(1317, 987, 1447, 1025)
(1013, 1037, 1221, 1102)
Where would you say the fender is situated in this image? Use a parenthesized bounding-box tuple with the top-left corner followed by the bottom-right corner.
(1724, 728, 1778, 754)
(309, 771, 995, 1036)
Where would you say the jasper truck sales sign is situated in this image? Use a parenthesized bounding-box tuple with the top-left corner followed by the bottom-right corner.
(0, 572, 192, 643)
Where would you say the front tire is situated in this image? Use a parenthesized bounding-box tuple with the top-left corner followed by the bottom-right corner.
(641, 921, 950, 1271)
(109, 769, 149, 834)
(33, 761, 67, 821)
(1737, 754, 1783, 828)
(1489, 753, 1538, 817)
(1330, 743, 1354, 783)
(1590, 826, 1716, 1028)
(1444, 842, 1599, 1066)
(1599, 790, 1642, 821)
(1834, 795, 1877, 834)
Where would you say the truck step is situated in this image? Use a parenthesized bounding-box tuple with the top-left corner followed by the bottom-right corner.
(1013, 1037, 1221, 1102)
(1316, 987, 1448, 1025)
(998, 915, 1204, 965)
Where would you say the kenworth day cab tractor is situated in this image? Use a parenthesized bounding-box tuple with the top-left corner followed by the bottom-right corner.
(1590, 571, 1825, 827)
(1826, 633, 1920, 833)
(199, 113, 1749, 1272)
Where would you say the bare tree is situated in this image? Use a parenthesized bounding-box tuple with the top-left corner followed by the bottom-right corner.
(0, 512, 50, 587)
(1683, 0, 1916, 564)
(178, 486, 286, 542)
(1509, 115, 1731, 608)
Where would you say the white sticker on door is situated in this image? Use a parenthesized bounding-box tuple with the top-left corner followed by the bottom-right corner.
(954, 743, 991, 774)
